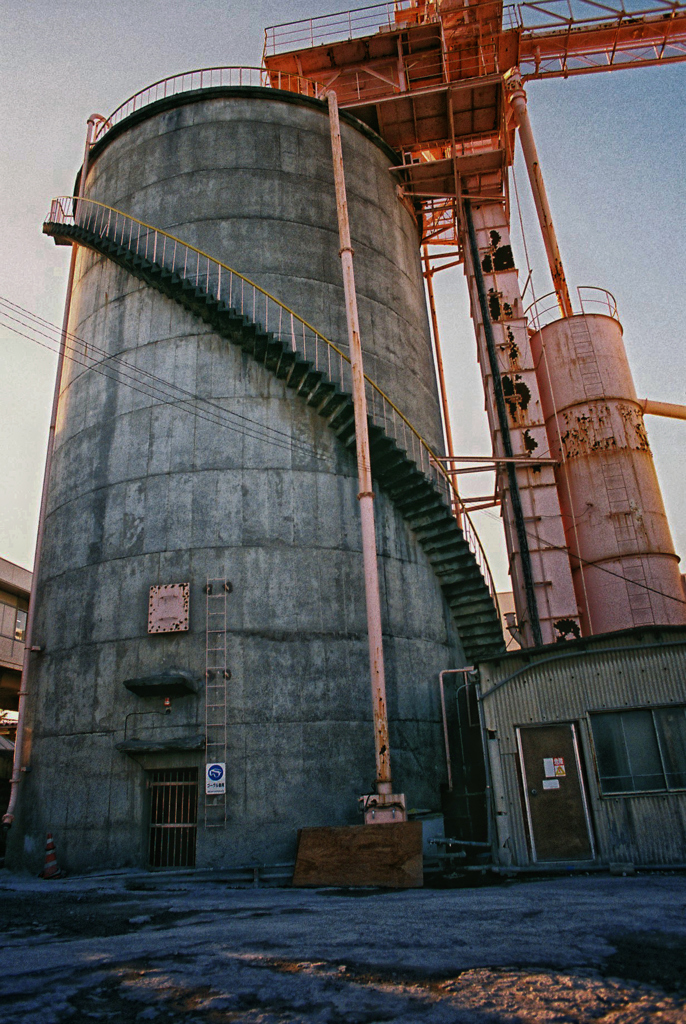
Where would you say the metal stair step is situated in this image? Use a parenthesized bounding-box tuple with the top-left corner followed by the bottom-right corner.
(307, 380, 335, 408)
(393, 489, 443, 517)
(265, 338, 287, 372)
(449, 591, 496, 613)
(414, 515, 461, 537)
(327, 397, 355, 428)
(442, 576, 492, 599)
(422, 534, 470, 559)
(274, 349, 297, 380)
(318, 388, 347, 418)
(297, 368, 324, 398)
(252, 332, 270, 362)
(372, 448, 407, 477)
(285, 361, 311, 390)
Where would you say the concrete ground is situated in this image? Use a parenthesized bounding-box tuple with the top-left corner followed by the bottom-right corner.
(0, 870, 685, 1023)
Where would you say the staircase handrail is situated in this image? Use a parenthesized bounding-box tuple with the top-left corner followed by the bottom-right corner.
(92, 67, 323, 145)
(45, 196, 500, 608)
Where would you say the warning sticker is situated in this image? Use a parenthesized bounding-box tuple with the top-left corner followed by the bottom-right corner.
(544, 757, 566, 778)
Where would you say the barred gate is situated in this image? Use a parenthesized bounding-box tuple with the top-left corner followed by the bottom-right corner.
(147, 768, 198, 869)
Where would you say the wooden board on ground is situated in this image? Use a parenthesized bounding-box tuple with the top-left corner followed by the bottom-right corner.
(292, 821, 423, 888)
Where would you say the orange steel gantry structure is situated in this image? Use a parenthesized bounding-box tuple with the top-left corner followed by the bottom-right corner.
(263, 0, 685, 648)
(264, 0, 685, 249)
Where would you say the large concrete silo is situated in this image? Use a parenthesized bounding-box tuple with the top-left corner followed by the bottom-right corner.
(9, 84, 502, 873)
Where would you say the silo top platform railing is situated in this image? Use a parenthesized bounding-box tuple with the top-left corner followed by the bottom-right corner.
(525, 286, 619, 333)
(91, 67, 323, 146)
(45, 196, 500, 615)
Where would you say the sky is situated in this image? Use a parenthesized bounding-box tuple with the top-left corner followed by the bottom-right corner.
(0, 0, 684, 593)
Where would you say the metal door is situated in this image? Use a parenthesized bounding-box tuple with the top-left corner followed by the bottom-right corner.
(517, 724, 594, 862)
(147, 768, 198, 869)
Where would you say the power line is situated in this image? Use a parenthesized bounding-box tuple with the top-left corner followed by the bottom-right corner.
(0, 297, 328, 460)
(0, 297, 337, 465)
(473, 505, 686, 606)
(1, 316, 319, 462)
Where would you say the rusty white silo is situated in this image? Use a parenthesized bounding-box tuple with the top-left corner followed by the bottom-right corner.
(530, 295, 686, 635)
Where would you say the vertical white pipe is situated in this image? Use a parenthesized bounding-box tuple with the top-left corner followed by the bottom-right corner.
(2, 118, 96, 830)
(327, 91, 392, 793)
(506, 70, 573, 319)
(423, 246, 461, 524)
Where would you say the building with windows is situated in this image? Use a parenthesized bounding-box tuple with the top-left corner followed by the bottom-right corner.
(0, 556, 31, 864)
(0, 556, 30, 721)
(472, 625, 686, 868)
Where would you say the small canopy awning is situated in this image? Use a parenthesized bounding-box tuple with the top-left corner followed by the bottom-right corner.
(122, 670, 200, 698)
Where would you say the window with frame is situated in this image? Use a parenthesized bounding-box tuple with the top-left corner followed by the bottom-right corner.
(590, 706, 686, 795)
(0, 601, 17, 641)
(14, 608, 27, 642)
(0, 601, 28, 643)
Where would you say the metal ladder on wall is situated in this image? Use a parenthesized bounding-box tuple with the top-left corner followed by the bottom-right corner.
(205, 577, 230, 828)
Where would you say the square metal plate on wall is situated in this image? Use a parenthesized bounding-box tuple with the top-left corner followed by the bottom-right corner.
(148, 583, 190, 634)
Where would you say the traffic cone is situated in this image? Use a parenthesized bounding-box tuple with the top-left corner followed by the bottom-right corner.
(39, 832, 63, 879)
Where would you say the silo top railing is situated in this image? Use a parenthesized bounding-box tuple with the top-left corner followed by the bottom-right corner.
(91, 67, 323, 145)
(45, 196, 499, 609)
(525, 286, 619, 333)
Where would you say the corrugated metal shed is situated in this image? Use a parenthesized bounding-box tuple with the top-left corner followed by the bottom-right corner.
(477, 625, 686, 867)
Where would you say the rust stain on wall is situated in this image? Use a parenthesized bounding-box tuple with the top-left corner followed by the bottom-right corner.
(523, 429, 539, 454)
(502, 374, 531, 421)
(560, 404, 652, 459)
(506, 326, 520, 364)
(619, 404, 651, 451)
(481, 230, 516, 273)
(488, 289, 514, 322)
(553, 617, 581, 641)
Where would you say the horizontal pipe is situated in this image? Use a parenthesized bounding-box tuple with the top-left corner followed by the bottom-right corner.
(434, 838, 492, 848)
(490, 862, 686, 875)
(640, 398, 686, 421)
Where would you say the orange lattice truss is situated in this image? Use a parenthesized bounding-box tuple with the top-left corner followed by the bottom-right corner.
(263, 0, 685, 246)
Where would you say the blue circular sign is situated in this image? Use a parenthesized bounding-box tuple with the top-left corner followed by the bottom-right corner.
(208, 764, 224, 781)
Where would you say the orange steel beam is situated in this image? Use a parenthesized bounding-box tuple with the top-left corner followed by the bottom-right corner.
(263, 0, 685, 275)
(517, 12, 686, 79)
(265, 3, 686, 86)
